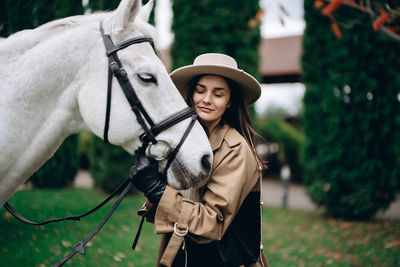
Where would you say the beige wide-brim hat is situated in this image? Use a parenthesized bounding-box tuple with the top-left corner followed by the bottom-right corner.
(170, 53, 261, 105)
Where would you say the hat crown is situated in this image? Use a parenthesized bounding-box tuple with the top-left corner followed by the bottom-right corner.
(193, 53, 238, 69)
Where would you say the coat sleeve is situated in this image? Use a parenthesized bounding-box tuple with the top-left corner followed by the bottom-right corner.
(153, 139, 259, 244)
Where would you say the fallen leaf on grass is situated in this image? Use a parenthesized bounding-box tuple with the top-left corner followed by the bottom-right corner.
(338, 221, 356, 229)
(54, 228, 61, 236)
(113, 252, 126, 262)
(315, 248, 344, 261)
(62, 240, 72, 248)
(116, 252, 126, 258)
(113, 255, 122, 262)
(386, 239, 400, 248)
(356, 237, 370, 244)
(1, 247, 8, 252)
(3, 211, 12, 219)
(297, 259, 305, 266)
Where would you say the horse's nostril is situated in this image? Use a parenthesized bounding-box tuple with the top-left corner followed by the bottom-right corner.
(201, 154, 212, 173)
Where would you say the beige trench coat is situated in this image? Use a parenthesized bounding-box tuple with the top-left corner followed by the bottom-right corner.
(141, 124, 269, 266)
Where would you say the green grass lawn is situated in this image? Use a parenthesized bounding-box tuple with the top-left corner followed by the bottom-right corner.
(1, 188, 399, 266)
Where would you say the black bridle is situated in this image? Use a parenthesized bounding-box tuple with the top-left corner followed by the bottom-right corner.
(3, 22, 199, 266)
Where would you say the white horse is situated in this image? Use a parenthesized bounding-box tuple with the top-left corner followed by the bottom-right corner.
(0, 0, 213, 206)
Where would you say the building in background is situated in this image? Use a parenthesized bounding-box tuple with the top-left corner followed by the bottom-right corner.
(259, 35, 302, 84)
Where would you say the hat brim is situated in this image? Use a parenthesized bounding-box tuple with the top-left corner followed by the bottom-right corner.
(170, 65, 261, 105)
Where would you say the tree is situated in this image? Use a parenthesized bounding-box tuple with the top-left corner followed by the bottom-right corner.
(30, 135, 79, 188)
(0, 0, 35, 37)
(171, 0, 262, 79)
(302, 0, 400, 220)
(0, 0, 83, 37)
(88, 0, 120, 12)
(256, 118, 305, 183)
(88, 136, 137, 194)
(313, 0, 400, 42)
(88, 0, 156, 25)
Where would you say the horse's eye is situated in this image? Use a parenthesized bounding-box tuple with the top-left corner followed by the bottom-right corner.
(137, 73, 157, 84)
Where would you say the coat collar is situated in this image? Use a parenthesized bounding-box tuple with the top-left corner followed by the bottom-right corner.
(208, 123, 241, 152)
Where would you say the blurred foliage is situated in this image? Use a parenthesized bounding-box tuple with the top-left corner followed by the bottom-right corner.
(260, 106, 292, 120)
(88, 0, 156, 25)
(0, 0, 83, 37)
(88, 0, 120, 11)
(29, 135, 79, 188)
(78, 132, 92, 169)
(171, 0, 261, 80)
(256, 118, 305, 183)
(302, 0, 400, 220)
(88, 135, 137, 194)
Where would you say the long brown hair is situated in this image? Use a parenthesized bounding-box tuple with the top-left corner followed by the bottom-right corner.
(188, 75, 266, 169)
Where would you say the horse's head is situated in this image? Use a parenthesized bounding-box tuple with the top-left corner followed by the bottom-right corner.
(78, 0, 212, 189)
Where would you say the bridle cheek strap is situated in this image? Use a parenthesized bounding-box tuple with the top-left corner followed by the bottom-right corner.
(100, 23, 156, 144)
(164, 113, 197, 172)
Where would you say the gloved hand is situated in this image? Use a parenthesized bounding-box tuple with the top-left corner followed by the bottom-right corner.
(129, 151, 166, 204)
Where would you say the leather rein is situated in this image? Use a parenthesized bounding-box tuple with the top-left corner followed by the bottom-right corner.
(3, 22, 198, 266)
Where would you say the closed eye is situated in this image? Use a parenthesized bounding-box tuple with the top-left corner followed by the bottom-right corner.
(137, 73, 157, 84)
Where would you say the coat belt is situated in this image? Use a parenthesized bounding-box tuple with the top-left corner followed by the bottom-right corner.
(160, 201, 192, 266)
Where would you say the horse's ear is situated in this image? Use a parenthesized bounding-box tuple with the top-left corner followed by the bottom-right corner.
(113, 0, 141, 30)
(138, 0, 153, 22)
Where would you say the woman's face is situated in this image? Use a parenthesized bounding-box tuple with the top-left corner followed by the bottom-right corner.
(192, 75, 231, 133)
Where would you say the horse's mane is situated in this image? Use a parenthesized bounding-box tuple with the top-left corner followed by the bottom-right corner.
(0, 10, 158, 58)
(0, 13, 108, 55)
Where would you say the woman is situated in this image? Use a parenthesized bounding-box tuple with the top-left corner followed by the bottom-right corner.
(130, 53, 268, 267)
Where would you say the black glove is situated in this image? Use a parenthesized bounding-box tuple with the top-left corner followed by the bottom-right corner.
(129, 152, 166, 204)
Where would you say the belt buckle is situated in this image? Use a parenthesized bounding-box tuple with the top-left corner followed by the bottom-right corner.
(173, 222, 189, 237)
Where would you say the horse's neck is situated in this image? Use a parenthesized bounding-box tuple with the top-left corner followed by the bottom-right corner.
(0, 22, 100, 189)
(0, 24, 100, 132)
(0, 14, 106, 62)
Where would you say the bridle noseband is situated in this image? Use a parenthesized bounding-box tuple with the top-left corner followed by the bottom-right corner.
(100, 23, 197, 171)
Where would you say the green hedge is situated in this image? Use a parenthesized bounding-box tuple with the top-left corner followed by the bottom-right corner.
(171, 0, 261, 79)
(256, 118, 305, 182)
(0, 0, 83, 37)
(88, 135, 137, 194)
(29, 135, 79, 188)
(88, 0, 120, 12)
(88, 0, 155, 25)
(302, 0, 400, 220)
